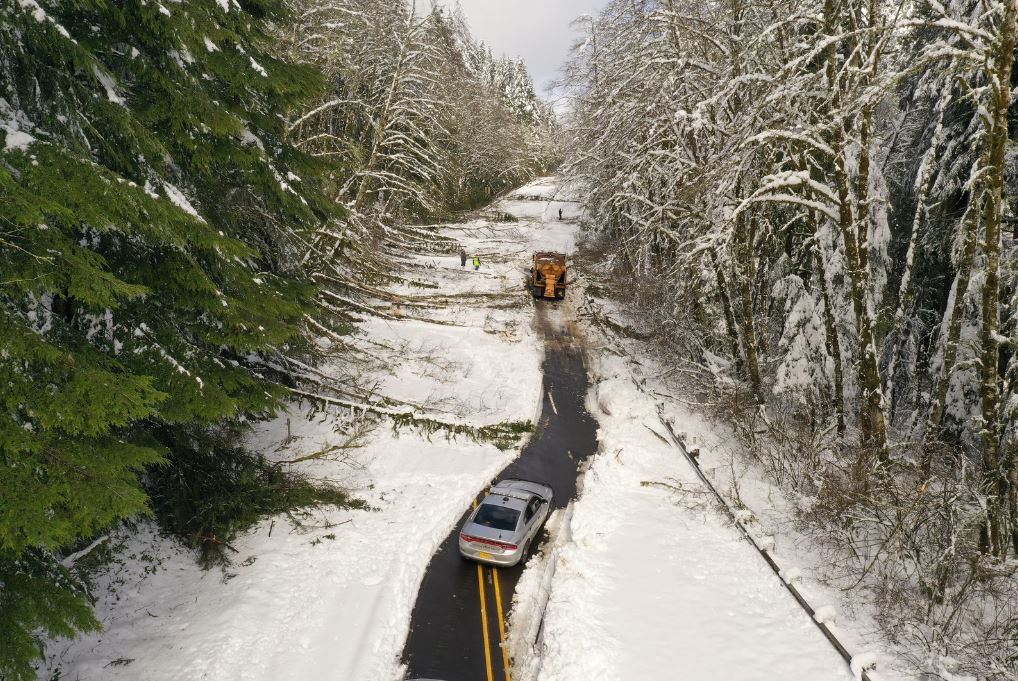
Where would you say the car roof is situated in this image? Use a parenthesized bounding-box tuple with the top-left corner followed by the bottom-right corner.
(491, 479, 551, 500)
(479, 492, 528, 512)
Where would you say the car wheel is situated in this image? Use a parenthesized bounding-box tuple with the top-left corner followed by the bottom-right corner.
(517, 540, 531, 566)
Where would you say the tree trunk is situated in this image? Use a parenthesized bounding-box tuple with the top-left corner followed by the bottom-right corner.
(833, 127, 890, 461)
(735, 211, 764, 404)
(815, 241, 847, 435)
(1008, 440, 1018, 556)
(822, 0, 888, 462)
(977, 0, 1015, 556)
(856, 104, 874, 280)
(710, 249, 742, 365)
(690, 259, 713, 348)
(927, 202, 979, 433)
(353, 16, 415, 211)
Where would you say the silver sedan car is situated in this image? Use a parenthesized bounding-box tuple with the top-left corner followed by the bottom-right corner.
(458, 479, 553, 567)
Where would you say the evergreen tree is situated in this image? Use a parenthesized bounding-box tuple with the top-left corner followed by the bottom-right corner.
(0, 550, 99, 681)
(0, 0, 553, 676)
(0, 1, 345, 676)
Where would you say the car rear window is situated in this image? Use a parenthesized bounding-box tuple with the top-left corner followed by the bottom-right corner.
(473, 504, 520, 531)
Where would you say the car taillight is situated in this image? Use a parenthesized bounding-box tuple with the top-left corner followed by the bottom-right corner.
(460, 533, 517, 551)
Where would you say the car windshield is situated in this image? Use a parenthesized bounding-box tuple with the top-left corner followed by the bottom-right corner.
(472, 504, 520, 531)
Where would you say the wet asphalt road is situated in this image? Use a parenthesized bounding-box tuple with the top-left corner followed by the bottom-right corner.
(401, 302, 599, 681)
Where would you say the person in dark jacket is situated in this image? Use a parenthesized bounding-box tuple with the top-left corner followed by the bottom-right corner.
(460, 249, 467, 267)
(558, 208, 563, 220)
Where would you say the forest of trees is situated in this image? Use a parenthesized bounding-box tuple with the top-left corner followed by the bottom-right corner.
(564, 0, 1017, 676)
(0, 1, 554, 678)
(6, 0, 1016, 676)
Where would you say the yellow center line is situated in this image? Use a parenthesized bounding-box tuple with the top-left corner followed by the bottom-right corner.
(477, 564, 495, 681)
(493, 568, 512, 681)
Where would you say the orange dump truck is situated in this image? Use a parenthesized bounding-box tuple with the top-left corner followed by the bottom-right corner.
(530, 252, 567, 299)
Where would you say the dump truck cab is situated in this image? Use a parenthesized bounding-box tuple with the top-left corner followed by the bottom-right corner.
(530, 252, 567, 299)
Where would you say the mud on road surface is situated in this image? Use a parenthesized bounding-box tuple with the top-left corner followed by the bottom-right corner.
(401, 302, 598, 681)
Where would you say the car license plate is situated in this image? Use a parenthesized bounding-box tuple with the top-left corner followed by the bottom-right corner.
(478, 551, 493, 560)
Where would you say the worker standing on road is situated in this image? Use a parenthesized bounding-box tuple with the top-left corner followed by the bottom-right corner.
(558, 208, 563, 220)
(460, 248, 467, 267)
(473, 255, 481, 271)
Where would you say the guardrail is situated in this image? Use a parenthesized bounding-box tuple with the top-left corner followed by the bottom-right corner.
(651, 404, 878, 681)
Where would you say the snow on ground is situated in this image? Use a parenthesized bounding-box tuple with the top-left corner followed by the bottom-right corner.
(654, 396, 912, 680)
(38, 175, 885, 681)
(39, 177, 575, 681)
(354, 315, 537, 424)
(589, 294, 912, 679)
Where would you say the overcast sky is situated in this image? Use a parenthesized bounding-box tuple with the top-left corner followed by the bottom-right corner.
(431, 0, 608, 97)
